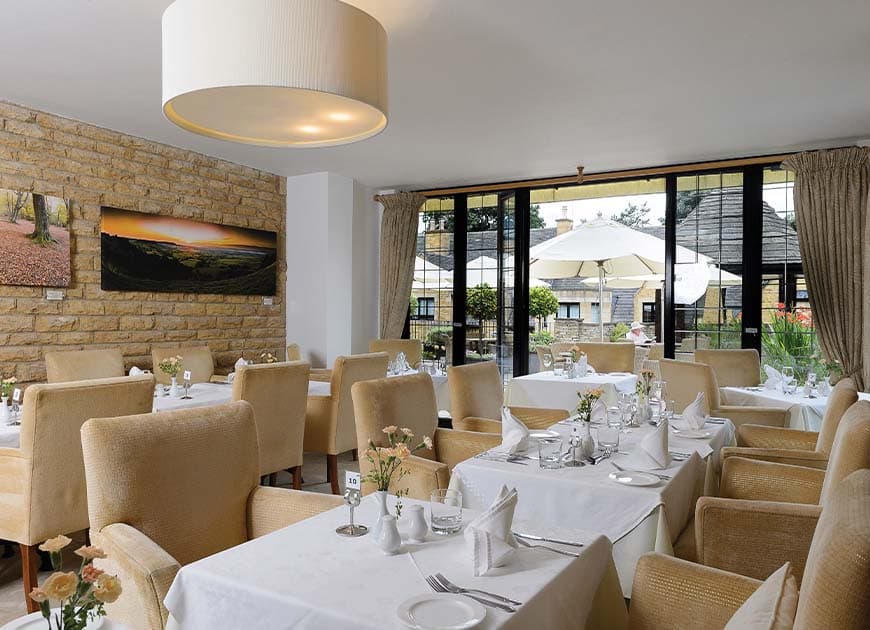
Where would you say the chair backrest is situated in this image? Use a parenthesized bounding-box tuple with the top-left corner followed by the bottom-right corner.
(535, 346, 553, 371)
(448, 361, 503, 422)
(44, 348, 125, 383)
(646, 343, 664, 361)
(819, 401, 870, 506)
(659, 359, 721, 413)
(82, 401, 259, 566)
(815, 377, 859, 455)
(286, 343, 302, 361)
(352, 373, 439, 478)
(549, 342, 578, 357)
(369, 339, 423, 368)
(693, 349, 761, 388)
(794, 469, 870, 629)
(151, 345, 214, 385)
(330, 352, 389, 454)
(575, 342, 635, 373)
(18, 375, 155, 544)
(232, 361, 309, 476)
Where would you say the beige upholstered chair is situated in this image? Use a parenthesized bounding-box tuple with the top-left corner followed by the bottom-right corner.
(369, 339, 424, 368)
(151, 345, 216, 385)
(691, 401, 870, 583)
(629, 469, 870, 630)
(575, 341, 636, 373)
(352, 373, 500, 499)
(659, 359, 788, 427)
(304, 352, 389, 494)
(286, 343, 302, 361)
(0, 375, 154, 611)
(448, 361, 570, 433)
(44, 348, 125, 383)
(722, 377, 859, 469)
(232, 361, 309, 488)
(535, 345, 554, 371)
(81, 401, 342, 630)
(694, 348, 761, 388)
(286, 343, 331, 381)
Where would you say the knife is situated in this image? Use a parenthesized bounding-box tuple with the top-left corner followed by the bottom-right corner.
(513, 532, 584, 547)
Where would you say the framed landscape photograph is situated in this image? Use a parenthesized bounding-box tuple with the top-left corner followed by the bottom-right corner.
(100, 207, 277, 295)
(0, 189, 71, 287)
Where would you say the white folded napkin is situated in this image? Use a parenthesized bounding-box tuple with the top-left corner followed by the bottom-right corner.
(678, 392, 708, 430)
(234, 357, 248, 371)
(763, 365, 782, 390)
(590, 399, 606, 424)
(464, 486, 519, 577)
(500, 408, 529, 454)
(129, 366, 143, 376)
(226, 372, 236, 384)
(575, 354, 588, 377)
(627, 421, 672, 470)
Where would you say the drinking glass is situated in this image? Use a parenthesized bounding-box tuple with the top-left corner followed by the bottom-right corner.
(606, 406, 622, 429)
(563, 356, 574, 379)
(806, 372, 818, 398)
(542, 352, 553, 371)
(598, 426, 619, 455)
(781, 366, 795, 394)
(538, 437, 563, 469)
(661, 400, 676, 424)
(553, 359, 565, 377)
(430, 489, 463, 535)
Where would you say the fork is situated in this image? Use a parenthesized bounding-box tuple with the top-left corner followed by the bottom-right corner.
(611, 461, 671, 480)
(425, 575, 516, 612)
(434, 573, 523, 606)
(515, 536, 580, 557)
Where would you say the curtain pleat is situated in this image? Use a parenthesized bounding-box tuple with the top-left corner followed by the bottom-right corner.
(782, 147, 869, 391)
(376, 192, 426, 339)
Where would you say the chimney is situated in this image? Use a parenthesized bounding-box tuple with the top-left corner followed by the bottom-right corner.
(555, 205, 573, 235)
(425, 215, 451, 252)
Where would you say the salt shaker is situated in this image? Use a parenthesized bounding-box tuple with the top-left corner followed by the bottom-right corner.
(377, 515, 402, 554)
(405, 505, 428, 542)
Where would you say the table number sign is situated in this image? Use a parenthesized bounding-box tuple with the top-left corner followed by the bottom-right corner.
(11, 388, 21, 403)
(183, 370, 192, 382)
(181, 371, 193, 400)
(336, 472, 367, 537)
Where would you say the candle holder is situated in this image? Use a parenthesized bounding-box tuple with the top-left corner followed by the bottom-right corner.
(335, 487, 368, 537)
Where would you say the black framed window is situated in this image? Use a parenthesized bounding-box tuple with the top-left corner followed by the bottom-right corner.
(415, 297, 435, 320)
(642, 302, 656, 324)
(558, 302, 580, 319)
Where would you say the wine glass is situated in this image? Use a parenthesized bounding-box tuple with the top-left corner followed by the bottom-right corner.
(781, 366, 795, 394)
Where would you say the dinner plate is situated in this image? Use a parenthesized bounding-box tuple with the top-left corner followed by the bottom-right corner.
(397, 593, 486, 630)
(671, 427, 714, 439)
(608, 470, 660, 486)
(528, 429, 560, 440)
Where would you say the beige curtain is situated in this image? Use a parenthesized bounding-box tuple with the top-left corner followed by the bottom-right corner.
(376, 192, 426, 339)
(782, 147, 870, 391)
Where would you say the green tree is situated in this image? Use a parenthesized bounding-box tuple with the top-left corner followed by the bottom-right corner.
(29, 193, 55, 245)
(409, 295, 418, 317)
(423, 204, 545, 232)
(466, 283, 498, 357)
(657, 190, 707, 225)
(611, 202, 651, 228)
(528, 286, 558, 330)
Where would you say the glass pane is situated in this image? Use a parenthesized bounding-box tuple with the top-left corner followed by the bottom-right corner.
(413, 197, 454, 367)
(499, 193, 515, 381)
(674, 173, 744, 359)
(466, 194, 499, 368)
(761, 168, 820, 380)
(528, 178, 666, 363)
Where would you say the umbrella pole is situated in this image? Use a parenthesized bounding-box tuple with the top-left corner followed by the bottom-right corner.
(598, 262, 605, 342)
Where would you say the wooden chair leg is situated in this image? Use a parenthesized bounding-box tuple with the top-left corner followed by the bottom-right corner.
(268, 472, 278, 487)
(287, 466, 302, 490)
(20, 543, 39, 613)
(327, 454, 340, 495)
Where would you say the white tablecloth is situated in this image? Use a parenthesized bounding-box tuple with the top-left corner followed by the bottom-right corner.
(0, 612, 128, 630)
(164, 496, 627, 630)
(0, 423, 20, 449)
(153, 383, 233, 412)
(506, 372, 638, 410)
(721, 386, 870, 431)
(450, 419, 734, 596)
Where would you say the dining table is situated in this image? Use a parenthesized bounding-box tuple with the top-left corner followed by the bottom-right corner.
(505, 371, 638, 409)
(720, 385, 870, 431)
(449, 418, 735, 596)
(163, 495, 628, 630)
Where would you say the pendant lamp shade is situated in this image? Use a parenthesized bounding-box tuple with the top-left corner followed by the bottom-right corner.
(162, 0, 388, 147)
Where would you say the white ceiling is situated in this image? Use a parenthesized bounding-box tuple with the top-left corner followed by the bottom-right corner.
(2, 0, 869, 190)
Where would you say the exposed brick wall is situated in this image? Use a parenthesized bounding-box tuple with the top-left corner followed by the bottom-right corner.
(0, 101, 286, 384)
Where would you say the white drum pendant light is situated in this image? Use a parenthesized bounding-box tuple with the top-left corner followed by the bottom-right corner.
(162, 0, 388, 147)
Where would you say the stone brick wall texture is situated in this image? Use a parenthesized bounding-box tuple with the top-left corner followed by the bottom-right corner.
(0, 101, 286, 384)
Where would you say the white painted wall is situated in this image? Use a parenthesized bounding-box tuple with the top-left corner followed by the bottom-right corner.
(285, 172, 380, 367)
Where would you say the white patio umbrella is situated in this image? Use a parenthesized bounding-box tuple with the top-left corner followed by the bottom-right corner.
(530, 216, 707, 340)
(413, 256, 452, 290)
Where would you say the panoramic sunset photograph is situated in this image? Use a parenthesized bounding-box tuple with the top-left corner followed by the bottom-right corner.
(100, 206, 277, 295)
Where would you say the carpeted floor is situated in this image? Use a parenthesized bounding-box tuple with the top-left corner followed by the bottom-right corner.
(0, 451, 359, 625)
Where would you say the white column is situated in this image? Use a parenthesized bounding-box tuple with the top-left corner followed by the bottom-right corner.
(285, 172, 379, 367)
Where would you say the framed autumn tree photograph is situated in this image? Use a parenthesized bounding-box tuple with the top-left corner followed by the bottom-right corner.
(0, 189, 71, 287)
